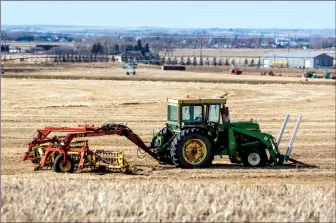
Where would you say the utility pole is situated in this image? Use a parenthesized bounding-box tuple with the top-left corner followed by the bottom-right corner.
(104, 36, 108, 68)
(200, 34, 203, 61)
(4, 32, 7, 63)
(193, 40, 196, 58)
(172, 45, 174, 57)
(0, 30, 2, 65)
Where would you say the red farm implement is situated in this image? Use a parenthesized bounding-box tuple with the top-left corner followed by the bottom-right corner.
(24, 124, 157, 173)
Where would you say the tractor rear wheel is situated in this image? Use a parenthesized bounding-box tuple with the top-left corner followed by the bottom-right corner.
(242, 149, 266, 167)
(159, 127, 173, 140)
(126, 72, 130, 75)
(170, 128, 213, 168)
(53, 154, 75, 173)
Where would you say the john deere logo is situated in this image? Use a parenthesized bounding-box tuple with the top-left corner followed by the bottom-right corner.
(264, 136, 268, 141)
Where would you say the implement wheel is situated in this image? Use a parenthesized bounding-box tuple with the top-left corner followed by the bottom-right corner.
(53, 154, 75, 173)
(242, 149, 266, 167)
(170, 128, 213, 168)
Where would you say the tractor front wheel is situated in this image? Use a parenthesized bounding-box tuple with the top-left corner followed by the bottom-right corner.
(242, 149, 266, 167)
(170, 128, 213, 168)
(53, 154, 75, 173)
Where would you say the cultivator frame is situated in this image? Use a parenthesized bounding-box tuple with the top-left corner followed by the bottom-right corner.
(24, 124, 157, 173)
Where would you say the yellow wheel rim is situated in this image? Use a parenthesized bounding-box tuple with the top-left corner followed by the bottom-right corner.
(182, 139, 207, 165)
(59, 160, 71, 172)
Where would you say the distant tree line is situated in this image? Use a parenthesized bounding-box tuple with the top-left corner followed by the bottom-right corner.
(51, 54, 113, 63)
(2, 31, 336, 50)
(91, 42, 105, 54)
(1, 32, 74, 42)
(125, 39, 150, 55)
(1, 45, 9, 52)
(16, 36, 35, 41)
(163, 56, 261, 67)
(90, 39, 151, 55)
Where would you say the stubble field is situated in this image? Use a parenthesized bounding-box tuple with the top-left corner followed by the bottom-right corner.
(1, 71, 335, 222)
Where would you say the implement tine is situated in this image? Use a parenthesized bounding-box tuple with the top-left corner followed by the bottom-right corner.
(287, 158, 317, 168)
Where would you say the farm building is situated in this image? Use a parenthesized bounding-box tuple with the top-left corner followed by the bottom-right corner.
(8, 47, 24, 53)
(260, 52, 334, 68)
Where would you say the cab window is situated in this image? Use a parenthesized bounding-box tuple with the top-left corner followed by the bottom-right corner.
(168, 105, 178, 122)
(182, 105, 203, 123)
(208, 104, 220, 123)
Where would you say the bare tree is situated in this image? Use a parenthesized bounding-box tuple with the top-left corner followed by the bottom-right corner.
(225, 59, 229, 66)
(180, 56, 185, 65)
(186, 57, 191, 65)
(244, 59, 248, 66)
(205, 57, 210, 66)
(212, 57, 217, 66)
(192, 57, 197, 66)
(167, 57, 172, 64)
(250, 59, 255, 67)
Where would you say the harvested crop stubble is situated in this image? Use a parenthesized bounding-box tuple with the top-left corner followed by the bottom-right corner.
(1, 78, 335, 222)
(1, 177, 335, 222)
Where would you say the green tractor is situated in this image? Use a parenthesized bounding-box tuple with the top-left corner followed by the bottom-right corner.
(151, 97, 306, 168)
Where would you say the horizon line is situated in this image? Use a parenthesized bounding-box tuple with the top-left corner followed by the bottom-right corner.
(1, 24, 335, 30)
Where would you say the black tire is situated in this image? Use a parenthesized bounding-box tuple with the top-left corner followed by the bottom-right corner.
(159, 127, 173, 141)
(53, 154, 75, 173)
(170, 128, 213, 168)
(242, 149, 266, 167)
(126, 72, 129, 75)
(151, 127, 173, 147)
(133, 71, 136, 75)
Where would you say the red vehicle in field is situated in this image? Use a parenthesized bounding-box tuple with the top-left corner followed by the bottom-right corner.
(230, 68, 242, 75)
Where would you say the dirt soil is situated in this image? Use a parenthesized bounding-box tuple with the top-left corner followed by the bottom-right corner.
(1, 72, 335, 222)
(2, 64, 336, 86)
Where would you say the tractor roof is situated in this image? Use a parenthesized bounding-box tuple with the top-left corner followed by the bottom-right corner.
(168, 97, 226, 105)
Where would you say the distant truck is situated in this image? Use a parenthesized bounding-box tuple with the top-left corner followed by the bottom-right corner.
(230, 68, 242, 75)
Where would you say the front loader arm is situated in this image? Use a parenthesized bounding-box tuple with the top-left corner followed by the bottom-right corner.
(228, 126, 280, 164)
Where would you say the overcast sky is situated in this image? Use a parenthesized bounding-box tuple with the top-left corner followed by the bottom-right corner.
(1, 1, 335, 29)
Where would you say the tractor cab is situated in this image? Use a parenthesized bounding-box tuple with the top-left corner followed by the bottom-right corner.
(166, 97, 231, 137)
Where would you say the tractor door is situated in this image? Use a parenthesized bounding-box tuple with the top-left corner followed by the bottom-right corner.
(206, 104, 221, 138)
